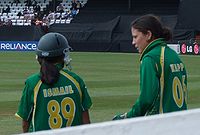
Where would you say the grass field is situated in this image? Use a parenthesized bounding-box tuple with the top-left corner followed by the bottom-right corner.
(0, 52, 200, 135)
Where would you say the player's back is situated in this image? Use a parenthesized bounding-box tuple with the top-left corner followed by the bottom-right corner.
(32, 69, 83, 131)
(162, 46, 187, 112)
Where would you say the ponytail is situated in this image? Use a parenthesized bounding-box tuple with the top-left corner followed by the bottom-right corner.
(162, 27, 172, 41)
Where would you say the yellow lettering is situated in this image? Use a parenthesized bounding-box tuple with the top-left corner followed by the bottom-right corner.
(43, 89, 47, 97)
(60, 87, 65, 95)
(43, 85, 74, 98)
(170, 64, 175, 72)
(47, 88, 53, 97)
(52, 88, 59, 96)
(65, 86, 69, 94)
(176, 64, 180, 72)
(69, 85, 74, 94)
(170, 63, 185, 73)
(174, 64, 178, 72)
(180, 63, 184, 71)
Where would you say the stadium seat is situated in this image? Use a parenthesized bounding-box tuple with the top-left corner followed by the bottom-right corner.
(16, 20, 24, 25)
(61, 19, 66, 23)
(11, 19, 17, 25)
(55, 19, 61, 23)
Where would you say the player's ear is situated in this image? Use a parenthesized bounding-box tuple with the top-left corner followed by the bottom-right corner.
(146, 30, 152, 41)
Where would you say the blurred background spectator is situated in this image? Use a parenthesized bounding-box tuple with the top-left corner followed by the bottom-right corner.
(0, 0, 88, 26)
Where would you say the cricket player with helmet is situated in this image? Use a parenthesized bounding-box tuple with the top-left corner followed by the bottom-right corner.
(16, 32, 92, 132)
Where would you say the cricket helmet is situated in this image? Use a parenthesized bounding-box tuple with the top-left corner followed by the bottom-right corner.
(36, 32, 72, 67)
(36, 32, 71, 57)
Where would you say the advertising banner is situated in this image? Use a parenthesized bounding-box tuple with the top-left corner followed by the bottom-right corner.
(0, 41, 38, 51)
(167, 44, 180, 54)
(179, 41, 200, 55)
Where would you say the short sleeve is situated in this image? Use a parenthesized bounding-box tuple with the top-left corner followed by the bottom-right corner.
(15, 81, 34, 121)
(79, 79, 92, 111)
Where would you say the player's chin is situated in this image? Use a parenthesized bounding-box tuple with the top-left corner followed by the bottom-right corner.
(138, 48, 142, 54)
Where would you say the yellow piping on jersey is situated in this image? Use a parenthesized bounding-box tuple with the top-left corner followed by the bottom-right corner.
(60, 70, 82, 102)
(15, 113, 23, 119)
(32, 80, 42, 132)
(159, 46, 165, 114)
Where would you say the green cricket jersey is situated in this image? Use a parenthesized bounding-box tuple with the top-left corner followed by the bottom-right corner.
(16, 64, 92, 132)
(127, 38, 188, 118)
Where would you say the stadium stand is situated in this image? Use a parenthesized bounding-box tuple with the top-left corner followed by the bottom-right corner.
(0, 0, 87, 26)
(47, 0, 180, 52)
(71, 0, 179, 23)
(0, 0, 199, 53)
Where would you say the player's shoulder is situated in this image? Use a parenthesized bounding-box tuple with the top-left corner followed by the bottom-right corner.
(61, 69, 83, 81)
(25, 72, 40, 83)
(143, 45, 164, 62)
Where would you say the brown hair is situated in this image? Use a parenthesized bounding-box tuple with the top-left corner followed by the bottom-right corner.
(131, 14, 172, 41)
(37, 55, 64, 85)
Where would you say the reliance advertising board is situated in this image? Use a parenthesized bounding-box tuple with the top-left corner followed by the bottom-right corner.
(0, 41, 38, 51)
(0, 40, 199, 55)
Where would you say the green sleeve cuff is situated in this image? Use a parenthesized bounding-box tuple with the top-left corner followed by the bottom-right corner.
(127, 110, 133, 118)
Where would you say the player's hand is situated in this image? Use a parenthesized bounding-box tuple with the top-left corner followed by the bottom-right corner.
(112, 113, 127, 120)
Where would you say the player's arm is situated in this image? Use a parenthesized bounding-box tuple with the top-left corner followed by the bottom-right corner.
(82, 110, 90, 124)
(16, 80, 33, 132)
(113, 57, 159, 120)
(78, 76, 92, 124)
(127, 56, 159, 117)
(22, 120, 30, 133)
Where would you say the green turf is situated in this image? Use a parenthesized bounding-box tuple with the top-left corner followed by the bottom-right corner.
(0, 52, 199, 135)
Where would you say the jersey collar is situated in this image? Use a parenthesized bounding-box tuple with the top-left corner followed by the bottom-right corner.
(140, 38, 166, 61)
